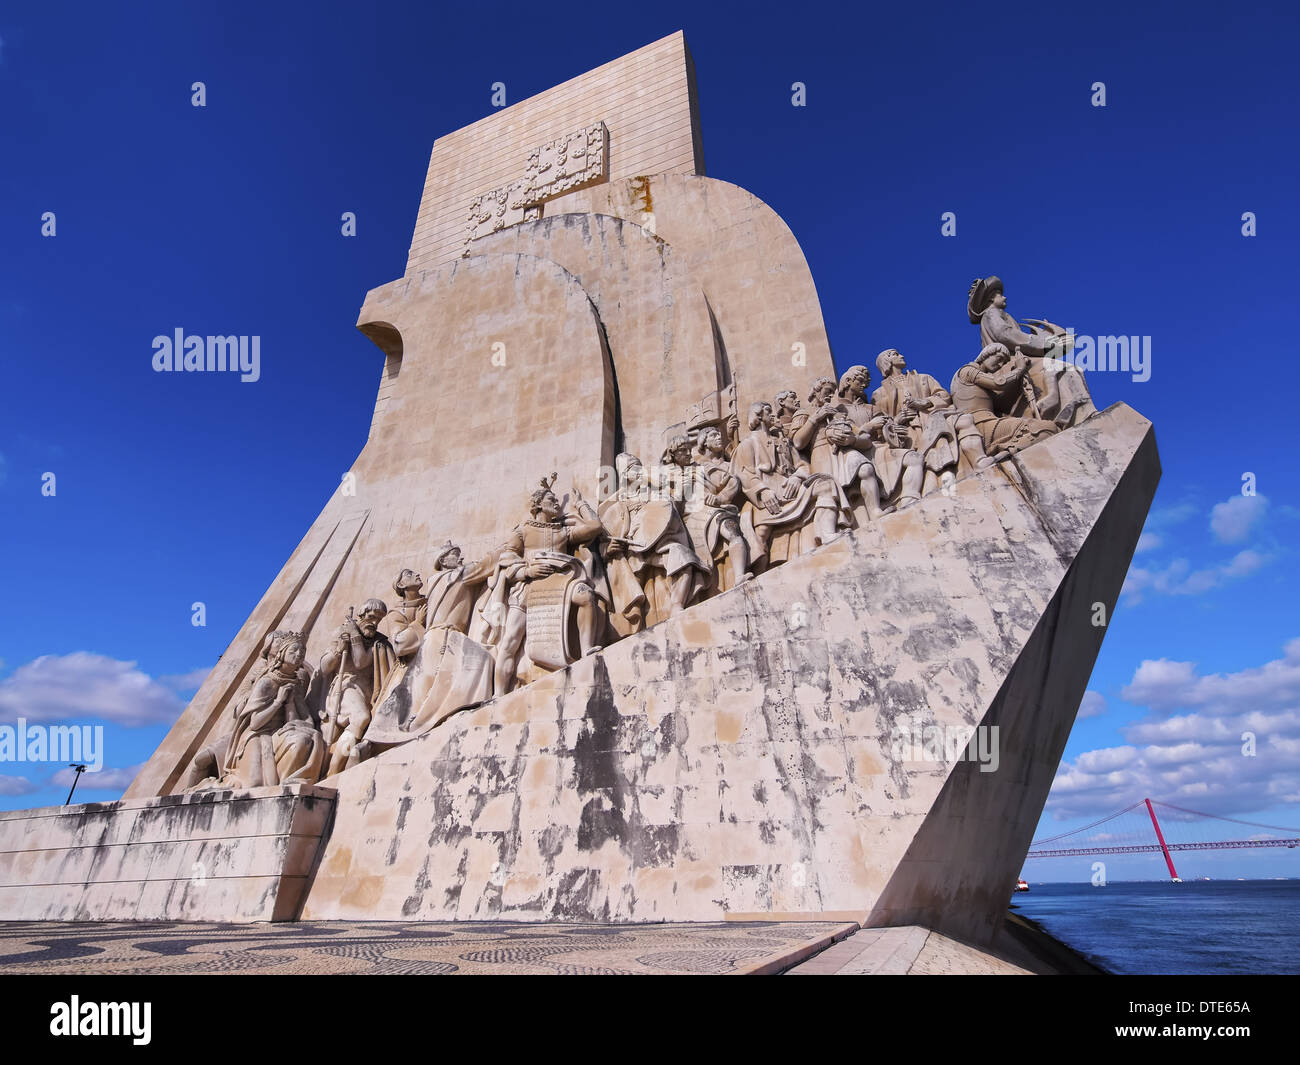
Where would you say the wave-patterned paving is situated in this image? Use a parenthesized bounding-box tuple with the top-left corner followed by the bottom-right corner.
(0, 920, 848, 975)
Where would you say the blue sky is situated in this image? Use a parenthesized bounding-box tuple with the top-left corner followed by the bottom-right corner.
(1, 1, 1298, 879)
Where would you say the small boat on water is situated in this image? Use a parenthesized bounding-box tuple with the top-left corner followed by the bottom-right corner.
(1015, 878, 1030, 892)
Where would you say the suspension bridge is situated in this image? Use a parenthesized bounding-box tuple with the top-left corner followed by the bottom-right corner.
(1024, 799, 1300, 881)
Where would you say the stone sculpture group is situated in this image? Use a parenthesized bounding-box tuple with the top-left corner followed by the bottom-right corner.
(184, 275, 1094, 791)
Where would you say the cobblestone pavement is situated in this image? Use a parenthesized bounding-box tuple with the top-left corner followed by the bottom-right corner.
(0, 919, 853, 975)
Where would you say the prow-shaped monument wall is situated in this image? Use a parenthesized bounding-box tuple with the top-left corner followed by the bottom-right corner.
(0, 32, 1157, 950)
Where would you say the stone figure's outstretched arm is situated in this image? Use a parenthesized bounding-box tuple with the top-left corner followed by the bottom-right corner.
(561, 490, 603, 544)
(986, 311, 1059, 359)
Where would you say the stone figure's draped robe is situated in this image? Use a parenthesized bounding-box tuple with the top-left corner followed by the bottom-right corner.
(322, 634, 398, 732)
(871, 372, 960, 473)
(731, 428, 836, 563)
(950, 363, 1057, 453)
(425, 557, 495, 633)
(679, 459, 749, 591)
(379, 598, 427, 660)
(365, 558, 498, 744)
(220, 667, 324, 788)
(836, 398, 914, 498)
(787, 409, 857, 520)
(600, 493, 709, 632)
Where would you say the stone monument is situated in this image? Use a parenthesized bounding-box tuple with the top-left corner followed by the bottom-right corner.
(0, 32, 1158, 951)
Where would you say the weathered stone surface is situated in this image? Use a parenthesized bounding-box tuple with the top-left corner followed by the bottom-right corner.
(562, 173, 838, 421)
(0, 784, 334, 921)
(299, 404, 1158, 942)
(407, 32, 704, 274)
(126, 180, 835, 799)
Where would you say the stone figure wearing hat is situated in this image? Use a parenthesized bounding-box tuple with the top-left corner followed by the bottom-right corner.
(967, 276, 1096, 429)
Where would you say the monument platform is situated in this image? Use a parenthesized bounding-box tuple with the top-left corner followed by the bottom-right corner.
(0, 913, 1100, 975)
(0, 785, 334, 922)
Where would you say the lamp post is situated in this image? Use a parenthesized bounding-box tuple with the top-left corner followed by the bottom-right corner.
(65, 763, 88, 805)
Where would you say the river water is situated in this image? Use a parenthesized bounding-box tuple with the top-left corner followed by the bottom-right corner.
(1009, 880, 1300, 975)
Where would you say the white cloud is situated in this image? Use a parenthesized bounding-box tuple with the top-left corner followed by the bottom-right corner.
(1122, 639, 1300, 715)
(1048, 640, 1300, 820)
(0, 653, 185, 727)
(1078, 690, 1107, 718)
(1210, 494, 1269, 544)
(1134, 532, 1161, 553)
(50, 763, 144, 792)
(0, 775, 39, 797)
(1122, 549, 1269, 602)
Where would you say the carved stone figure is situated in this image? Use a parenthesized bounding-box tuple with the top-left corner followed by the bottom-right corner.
(789, 376, 886, 521)
(967, 276, 1096, 428)
(600, 452, 710, 633)
(318, 600, 398, 776)
(379, 569, 427, 659)
(664, 429, 752, 591)
(834, 365, 925, 508)
(364, 543, 497, 743)
(181, 629, 307, 791)
(476, 476, 608, 693)
(424, 541, 494, 632)
(731, 401, 842, 566)
(774, 389, 801, 432)
(218, 632, 324, 789)
(871, 349, 995, 493)
(950, 343, 1060, 457)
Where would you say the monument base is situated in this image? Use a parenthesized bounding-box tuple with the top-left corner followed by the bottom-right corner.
(0, 784, 334, 922)
(297, 403, 1157, 944)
